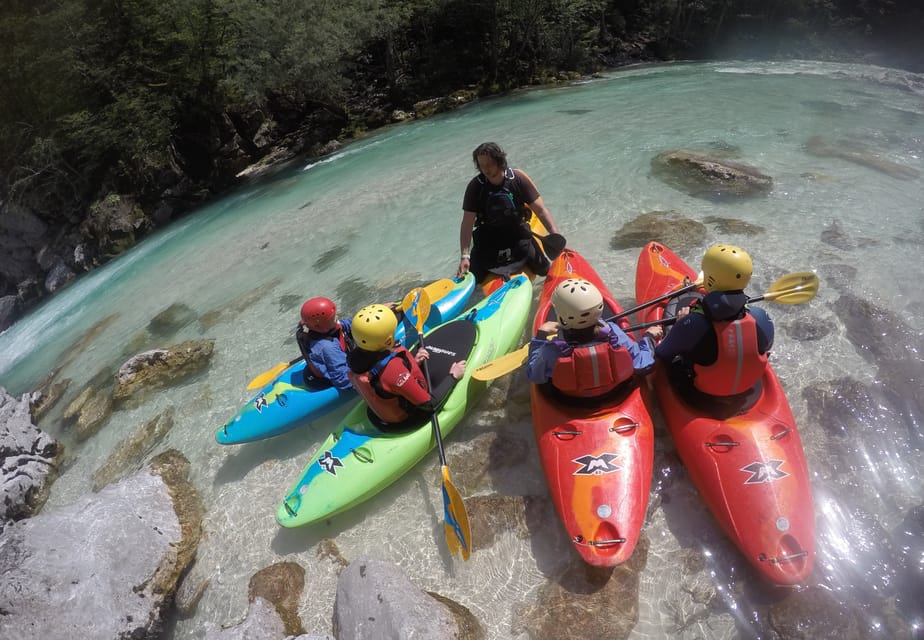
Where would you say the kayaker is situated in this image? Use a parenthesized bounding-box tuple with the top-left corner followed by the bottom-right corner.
(457, 142, 560, 283)
(295, 297, 354, 390)
(526, 278, 662, 397)
(346, 304, 466, 427)
(654, 244, 774, 396)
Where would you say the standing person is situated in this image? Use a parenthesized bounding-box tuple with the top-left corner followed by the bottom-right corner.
(457, 142, 560, 283)
(655, 244, 774, 397)
(346, 304, 466, 427)
(295, 297, 354, 390)
(527, 279, 662, 398)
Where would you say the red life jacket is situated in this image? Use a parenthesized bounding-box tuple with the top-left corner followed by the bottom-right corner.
(550, 341, 635, 398)
(348, 347, 427, 424)
(693, 313, 768, 396)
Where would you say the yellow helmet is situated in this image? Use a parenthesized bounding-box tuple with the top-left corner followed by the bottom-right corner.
(351, 304, 397, 351)
(701, 244, 752, 292)
(551, 278, 604, 329)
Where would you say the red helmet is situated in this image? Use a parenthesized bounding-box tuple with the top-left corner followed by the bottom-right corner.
(300, 297, 337, 333)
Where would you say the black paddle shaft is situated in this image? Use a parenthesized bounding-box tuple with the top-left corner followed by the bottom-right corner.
(417, 333, 449, 467)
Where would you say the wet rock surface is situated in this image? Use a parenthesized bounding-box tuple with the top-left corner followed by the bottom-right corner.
(0, 389, 63, 530)
(92, 406, 176, 491)
(610, 211, 707, 252)
(650, 149, 774, 200)
(0, 449, 203, 639)
(114, 338, 215, 404)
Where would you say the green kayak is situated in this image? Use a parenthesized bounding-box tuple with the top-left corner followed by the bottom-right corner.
(276, 274, 533, 528)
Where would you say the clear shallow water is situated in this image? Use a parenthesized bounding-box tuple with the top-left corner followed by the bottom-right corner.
(1, 60, 923, 638)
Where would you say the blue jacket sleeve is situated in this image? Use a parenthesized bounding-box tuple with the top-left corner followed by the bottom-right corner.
(603, 322, 655, 373)
(310, 340, 353, 390)
(526, 337, 568, 384)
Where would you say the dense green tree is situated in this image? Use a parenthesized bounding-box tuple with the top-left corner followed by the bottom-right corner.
(0, 0, 921, 231)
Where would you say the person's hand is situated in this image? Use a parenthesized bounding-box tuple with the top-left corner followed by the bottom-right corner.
(415, 348, 429, 363)
(677, 306, 691, 318)
(457, 256, 470, 278)
(645, 325, 664, 340)
(537, 320, 559, 336)
(450, 360, 467, 380)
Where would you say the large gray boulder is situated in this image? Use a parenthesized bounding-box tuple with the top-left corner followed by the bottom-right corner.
(0, 449, 203, 639)
(333, 558, 477, 640)
(0, 388, 63, 530)
(200, 562, 331, 640)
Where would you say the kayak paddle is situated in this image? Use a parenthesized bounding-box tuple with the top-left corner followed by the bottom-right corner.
(245, 277, 458, 391)
(532, 231, 567, 261)
(470, 270, 817, 382)
(623, 271, 820, 333)
(407, 289, 472, 560)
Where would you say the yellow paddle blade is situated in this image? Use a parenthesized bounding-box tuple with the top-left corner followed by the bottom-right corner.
(397, 278, 456, 313)
(422, 278, 455, 303)
(400, 287, 422, 314)
(441, 465, 472, 560)
(246, 361, 289, 390)
(471, 343, 530, 381)
(762, 272, 819, 304)
(409, 288, 432, 334)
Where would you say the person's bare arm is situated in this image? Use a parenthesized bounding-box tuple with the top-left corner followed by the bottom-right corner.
(458, 211, 476, 276)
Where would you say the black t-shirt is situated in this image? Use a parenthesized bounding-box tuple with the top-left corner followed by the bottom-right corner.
(462, 168, 540, 228)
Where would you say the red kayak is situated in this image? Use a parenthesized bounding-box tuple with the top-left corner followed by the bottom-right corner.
(530, 248, 655, 566)
(635, 241, 814, 585)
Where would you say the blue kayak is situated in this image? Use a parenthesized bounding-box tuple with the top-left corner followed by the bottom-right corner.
(216, 274, 476, 444)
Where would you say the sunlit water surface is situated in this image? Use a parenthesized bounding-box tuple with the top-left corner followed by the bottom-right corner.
(1, 60, 922, 639)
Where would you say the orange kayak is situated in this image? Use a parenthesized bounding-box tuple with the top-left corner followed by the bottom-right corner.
(530, 248, 655, 566)
(635, 241, 815, 585)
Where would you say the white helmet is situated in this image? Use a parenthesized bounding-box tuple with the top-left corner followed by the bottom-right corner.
(551, 278, 604, 329)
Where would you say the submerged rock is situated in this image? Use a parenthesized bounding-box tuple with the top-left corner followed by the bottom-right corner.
(92, 406, 176, 491)
(333, 558, 479, 640)
(248, 562, 306, 636)
(651, 149, 773, 200)
(312, 243, 349, 272)
(148, 302, 198, 337)
(821, 218, 855, 250)
(30, 374, 71, 422)
(113, 338, 215, 404)
(805, 135, 920, 180)
(610, 211, 707, 252)
(74, 388, 114, 441)
(702, 215, 765, 235)
(513, 537, 649, 640)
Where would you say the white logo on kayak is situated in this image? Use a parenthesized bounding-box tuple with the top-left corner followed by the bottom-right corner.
(396, 372, 410, 387)
(425, 346, 457, 356)
(319, 451, 344, 476)
(573, 453, 621, 475)
(254, 393, 267, 413)
(741, 459, 789, 484)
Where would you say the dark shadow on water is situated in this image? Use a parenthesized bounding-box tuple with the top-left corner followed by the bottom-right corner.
(212, 404, 351, 487)
(270, 465, 436, 557)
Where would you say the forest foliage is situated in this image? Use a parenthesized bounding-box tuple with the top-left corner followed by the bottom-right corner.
(1, 0, 921, 221)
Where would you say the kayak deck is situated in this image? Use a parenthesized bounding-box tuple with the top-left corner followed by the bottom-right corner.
(531, 248, 655, 566)
(635, 241, 815, 585)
